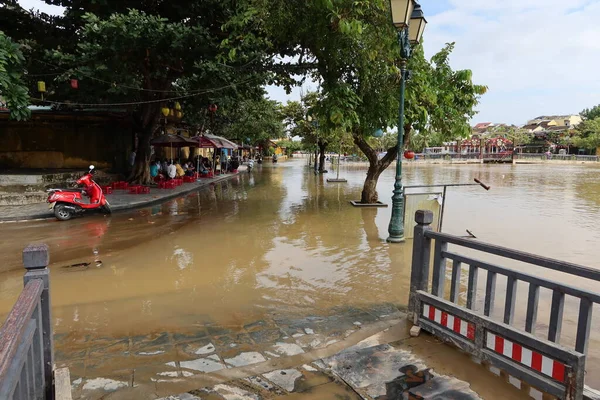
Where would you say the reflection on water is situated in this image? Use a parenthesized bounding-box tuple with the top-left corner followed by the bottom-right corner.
(1, 161, 600, 384)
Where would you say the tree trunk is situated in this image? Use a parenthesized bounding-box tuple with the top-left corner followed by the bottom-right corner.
(130, 102, 161, 184)
(313, 148, 318, 172)
(353, 132, 400, 204)
(361, 164, 383, 203)
(318, 141, 327, 173)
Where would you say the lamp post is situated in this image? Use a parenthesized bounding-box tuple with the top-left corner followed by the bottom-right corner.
(387, 0, 427, 243)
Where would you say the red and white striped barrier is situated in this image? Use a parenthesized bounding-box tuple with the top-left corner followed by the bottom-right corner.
(486, 332, 566, 383)
(422, 304, 476, 341)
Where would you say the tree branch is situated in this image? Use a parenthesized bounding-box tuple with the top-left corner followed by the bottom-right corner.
(353, 132, 378, 166)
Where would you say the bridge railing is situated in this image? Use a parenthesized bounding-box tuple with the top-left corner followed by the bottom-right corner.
(409, 210, 599, 400)
(0, 245, 54, 400)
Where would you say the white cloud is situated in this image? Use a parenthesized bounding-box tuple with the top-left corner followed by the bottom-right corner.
(19, 0, 597, 125)
(18, 0, 64, 15)
(421, 0, 600, 124)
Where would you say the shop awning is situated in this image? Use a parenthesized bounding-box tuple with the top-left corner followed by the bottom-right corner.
(190, 134, 238, 150)
(150, 134, 197, 148)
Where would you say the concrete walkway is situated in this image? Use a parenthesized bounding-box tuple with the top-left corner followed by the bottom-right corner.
(63, 305, 527, 400)
(0, 172, 243, 222)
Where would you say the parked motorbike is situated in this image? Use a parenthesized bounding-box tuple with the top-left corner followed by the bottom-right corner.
(47, 165, 111, 221)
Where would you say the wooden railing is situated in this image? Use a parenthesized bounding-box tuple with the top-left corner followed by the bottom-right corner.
(0, 244, 54, 400)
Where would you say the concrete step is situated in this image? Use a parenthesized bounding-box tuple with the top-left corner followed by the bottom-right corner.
(0, 191, 48, 206)
(0, 170, 120, 205)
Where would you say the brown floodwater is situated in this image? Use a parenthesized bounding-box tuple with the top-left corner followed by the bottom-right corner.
(1, 160, 600, 387)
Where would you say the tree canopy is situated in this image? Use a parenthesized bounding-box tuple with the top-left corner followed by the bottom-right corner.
(0, 30, 30, 120)
(262, 0, 486, 201)
(573, 118, 600, 150)
(581, 105, 600, 121)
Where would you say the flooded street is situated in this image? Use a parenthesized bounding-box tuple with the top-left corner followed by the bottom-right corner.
(2, 159, 600, 391)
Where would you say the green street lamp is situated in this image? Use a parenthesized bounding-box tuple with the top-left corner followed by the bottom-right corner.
(387, 0, 427, 243)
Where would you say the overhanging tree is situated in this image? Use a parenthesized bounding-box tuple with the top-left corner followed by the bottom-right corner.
(0, 30, 30, 120)
(40, 0, 270, 183)
(262, 0, 486, 203)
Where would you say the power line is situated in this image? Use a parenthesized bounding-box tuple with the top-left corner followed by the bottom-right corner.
(31, 57, 263, 94)
(30, 77, 258, 107)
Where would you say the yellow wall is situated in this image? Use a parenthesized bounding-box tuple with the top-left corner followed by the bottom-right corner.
(0, 112, 132, 170)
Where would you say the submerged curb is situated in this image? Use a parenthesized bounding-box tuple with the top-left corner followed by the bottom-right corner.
(0, 173, 241, 223)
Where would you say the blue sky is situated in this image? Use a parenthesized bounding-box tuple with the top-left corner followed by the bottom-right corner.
(18, 0, 600, 125)
(269, 0, 600, 125)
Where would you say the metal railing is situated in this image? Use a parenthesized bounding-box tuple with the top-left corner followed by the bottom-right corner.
(515, 153, 599, 162)
(0, 245, 54, 400)
(409, 210, 599, 400)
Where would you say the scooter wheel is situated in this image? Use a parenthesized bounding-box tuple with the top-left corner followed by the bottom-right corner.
(54, 204, 73, 221)
(101, 203, 112, 215)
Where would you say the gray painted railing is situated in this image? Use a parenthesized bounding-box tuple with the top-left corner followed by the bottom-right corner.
(0, 244, 54, 400)
(409, 210, 600, 400)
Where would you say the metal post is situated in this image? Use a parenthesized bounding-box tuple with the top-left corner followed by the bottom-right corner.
(387, 27, 411, 243)
(439, 185, 448, 232)
(22, 244, 53, 400)
(409, 210, 433, 321)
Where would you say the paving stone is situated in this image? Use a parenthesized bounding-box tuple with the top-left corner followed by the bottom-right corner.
(270, 342, 304, 357)
(158, 394, 202, 400)
(363, 303, 403, 319)
(206, 325, 232, 336)
(244, 320, 275, 332)
(172, 330, 209, 343)
(55, 348, 87, 362)
(87, 338, 130, 359)
(178, 338, 216, 358)
(244, 376, 283, 394)
(248, 328, 286, 345)
(224, 352, 267, 368)
(213, 333, 253, 348)
(179, 356, 226, 373)
(322, 343, 426, 398)
(262, 369, 303, 392)
(407, 376, 482, 400)
(204, 383, 261, 400)
(293, 368, 334, 393)
(131, 332, 170, 351)
(81, 377, 129, 392)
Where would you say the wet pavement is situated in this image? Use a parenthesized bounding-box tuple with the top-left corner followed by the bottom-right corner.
(2, 159, 600, 397)
(71, 308, 526, 400)
(0, 172, 242, 222)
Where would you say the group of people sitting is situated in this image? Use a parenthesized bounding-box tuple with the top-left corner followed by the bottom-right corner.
(150, 158, 213, 180)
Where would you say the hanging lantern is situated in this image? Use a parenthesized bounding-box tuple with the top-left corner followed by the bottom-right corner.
(209, 104, 218, 113)
(169, 109, 175, 117)
(404, 150, 415, 159)
(37, 81, 46, 93)
(70, 79, 78, 89)
(161, 107, 170, 117)
(175, 102, 182, 111)
(373, 129, 384, 138)
(176, 111, 183, 119)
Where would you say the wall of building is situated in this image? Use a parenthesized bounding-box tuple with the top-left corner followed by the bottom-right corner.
(0, 112, 133, 171)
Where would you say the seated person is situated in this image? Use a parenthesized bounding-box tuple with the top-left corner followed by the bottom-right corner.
(184, 162, 195, 177)
(150, 161, 160, 178)
(175, 162, 185, 178)
(167, 161, 177, 179)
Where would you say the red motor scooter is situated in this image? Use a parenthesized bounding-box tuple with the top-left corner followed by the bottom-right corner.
(47, 165, 111, 221)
